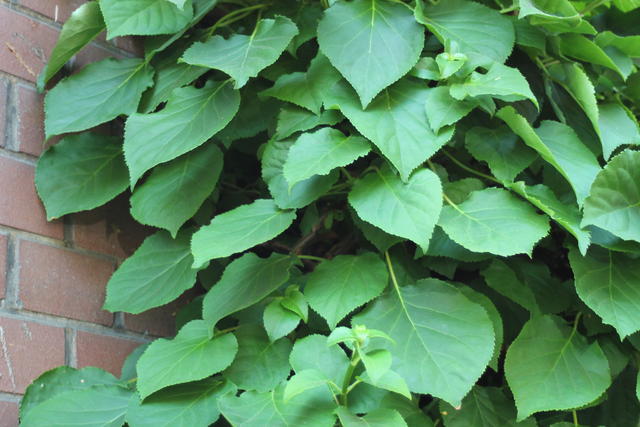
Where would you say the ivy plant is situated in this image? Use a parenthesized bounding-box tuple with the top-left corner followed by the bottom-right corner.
(21, 0, 640, 425)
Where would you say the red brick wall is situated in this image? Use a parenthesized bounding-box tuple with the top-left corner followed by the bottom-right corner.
(0, 2, 176, 425)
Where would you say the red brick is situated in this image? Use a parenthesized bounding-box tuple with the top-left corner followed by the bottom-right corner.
(0, 401, 19, 427)
(0, 157, 63, 239)
(76, 331, 142, 377)
(0, 6, 58, 82)
(20, 0, 86, 22)
(0, 78, 8, 148)
(19, 241, 115, 325)
(0, 316, 65, 393)
(0, 234, 7, 300)
(73, 198, 151, 259)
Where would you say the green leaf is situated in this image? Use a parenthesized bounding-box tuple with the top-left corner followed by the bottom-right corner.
(559, 34, 624, 78)
(353, 278, 495, 407)
(284, 369, 333, 402)
(425, 227, 491, 262)
(182, 16, 299, 88)
(508, 182, 591, 255)
(126, 378, 235, 427)
(262, 137, 339, 209)
(439, 386, 530, 427)
(517, 0, 592, 34)
(415, 0, 514, 66)
(289, 334, 349, 385)
(438, 188, 550, 256)
(349, 166, 443, 252)
(337, 407, 408, 427)
(191, 199, 296, 267)
(569, 247, 640, 339)
(283, 128, 370, 187)
(598, 103, 640, 160)
(378, 394, 434, 427)
(124, 81, 239, 185)
(35, 132, 128, 220)
(351, 208, 404, 253)
(261, 53, 342, 114)
(481, 259, 541, 315)
(37, 1, 105, 91)
(424, 86, 478, 133)
(20, 385, 133, 427)
(136, 320, 238, 399)
(21, 367, 119, 419)
(130, 143, 223, 236)
(100, 0, 193, 39)
(103, 231, 197, 314)
(361, 349, 393, 383)
(497, 107, 601, 206)
(465, 126, 537, 183)
(44, 58, 154, 138)
(325, 79, 454, 181)
(202, 253, 294, 327)
(263, 299, 300, 342)
(450, 63, 538, 108)
(504, 315, 611, 420)
(317, 0, 424, 108)
(304, 252, 388, 329)
(218, 383, 337, 427)
(595, 31, 640, 57)
(224, 325, 292, 392)
(613, 0, 640, 11)
(275, 106, 343, 140)
(582, 150, 640, 242)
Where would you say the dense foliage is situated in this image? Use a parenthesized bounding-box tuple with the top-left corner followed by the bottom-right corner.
(20, 0, 640, 425)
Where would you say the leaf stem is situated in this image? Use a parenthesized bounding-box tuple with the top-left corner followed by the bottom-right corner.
(296, 254, 326, 262)
(572, 410, 579, 426)
(580, 0, 609, 16)
(439, 150, 501, 184)
(206, 4, 268, 38)
(385, 251, 402, 298)
(339, 352, 361, 405)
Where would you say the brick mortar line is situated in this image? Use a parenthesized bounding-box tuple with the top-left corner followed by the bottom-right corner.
(0, 147, 36, 166)
(3, 82, 18, 152)
(64, 327, 77, 368)
(0, 391, 21, 402)
(3, 235, 21, 309)
(0, 308, 153, 342)
(0, 224, 123, 265)
(1, 1, 136, 60)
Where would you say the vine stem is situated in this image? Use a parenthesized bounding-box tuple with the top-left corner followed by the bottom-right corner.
(206, 4, 268, 38)
(426, 159, 466, 215)
(296, 254, 326, 262)
(439, 150, 501, 184)
(339, 351, 361, 405)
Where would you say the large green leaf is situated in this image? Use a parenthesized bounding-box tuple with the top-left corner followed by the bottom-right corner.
(439, 386, 533, 427)
(262, 138, 338, 210)
(275, 106, 343, 140)
(559, 34, 623, 78)
(202, 253, 294, 327)
(415, 0, 514, 66)
(100, 0, 193, 39)
(289, 335, 349, 385)
(130, 143, 223, 237)
(465, 126, 537, 183)
(438, 188, 550, 256)
(261, 53, 342, 114)
(124, 81, 239, 185)
(304, 252, 388, 329)
(481, 259, 541, 315)
(497, 107, 601, 206)
(349, 166, 443, 252)
(103, 231, 197, 314)
(337, 407, 408, 427)
(218, 383, 336, 427)
(20, 385, 133, 427)
(569, 247, 640, 338)
(317, 0, 424, 108)
(582, 150, 640, 242)
(35, 133, 128, 220)
(224, 325, 292, 392)
(182, 16, 298, 88)
(508, 182, 591, 254)
(126, 379, 235, 427)
(37, 1, 105, 91)
(450, 63, 538, 108)
(21, 367, 119, 419)
(191, 199, 296, 267)
(325, 79, 454, 181)
(353, 278, 495, 407)
(283, 128, 370, 187)
(598, 103, 640, 160)
(504, 315, 611, 420)
(136, 320, 238, 399)
(44, 58, 154, 138)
